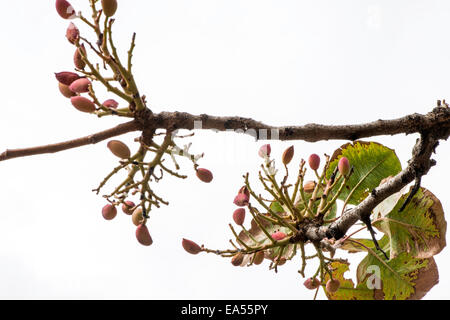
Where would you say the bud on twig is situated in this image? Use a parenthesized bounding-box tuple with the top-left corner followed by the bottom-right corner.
(55, 72, 80, 86)
(196, 168, 213, 183)
(122, 201, 135, 215)
(107, 140, 131, 159)
(233, 193, 249, 207)
(102, 0, 118, 17)
(102, 204, 117, 220)
(303, 277, 321, 290)
(132, 207, 144, 226)
(338, 157, 350, 176)
(308, 154, 320, 171)
(274, 257, 286, 266)
(69, 78, 91, 93)
(182, 238, 202, 255)
(232, 208, 246, 225)
(66, 22, 79, 44)
(326, 279, 340, 293)
(238, 186, 250, 198)
(103, 99, 119, 109)
(231, 253, 244, 266)
(58, 83, 77, 98)
(282, 146, 294, 165)
(74, 44, 86, 69)
(258, 144, 271, 158)
(303, 181, 316, 194)
(271, 231, 287, 241)
(253, 251, 265, 265)
(136, 224, 153, 246)
(55, 0, 76, 19)
(70, 96, 96, 113)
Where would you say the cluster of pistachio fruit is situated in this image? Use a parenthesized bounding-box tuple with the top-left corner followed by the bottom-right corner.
(99, 138, 212, 246)
(55, 0, 123, 114)
(182, 144, 351, 295)
(54, 0, 214, 246)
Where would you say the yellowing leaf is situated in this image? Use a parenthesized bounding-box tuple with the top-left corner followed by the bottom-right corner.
(374, 187, 446, 259)
(327, 141, 402, 205)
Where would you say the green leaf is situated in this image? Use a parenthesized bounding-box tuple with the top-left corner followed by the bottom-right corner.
(270, 201, 284, 214)
(338, 238, 376, 253)
(356, 244, 439, 300)
(323, 260, 375, 300)
(326, 141, 402, 205)
(374, 187, 447, 259)
(326, 237, 439, 300)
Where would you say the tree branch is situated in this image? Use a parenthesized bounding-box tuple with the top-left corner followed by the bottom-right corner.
(0, 102, 448, 257)
(1, 105, 448, 167)
(0, 120, 139, 162)
(302, 126, 449, 243)
(143, 104, 450, 142)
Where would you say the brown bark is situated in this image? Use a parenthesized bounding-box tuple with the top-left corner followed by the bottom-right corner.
(0, 104, 449, 246)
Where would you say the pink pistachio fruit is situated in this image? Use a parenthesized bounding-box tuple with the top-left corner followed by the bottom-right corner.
(232, 208, 246, 225)
(136, 224, 153, 246)
(258, 144, 271, 158)
(55, 0, 76, 19)
(308, 154, 320, 171)
(338, 157, 350, 176)
(182, 238, 202, 255)
(196, 168, 213, 183)
(102, 204, 117, 220)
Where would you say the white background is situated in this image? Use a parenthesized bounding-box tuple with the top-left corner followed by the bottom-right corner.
(0, 0, 449, 299)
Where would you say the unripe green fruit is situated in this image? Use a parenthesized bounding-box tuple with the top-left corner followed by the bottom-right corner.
(103, 99, 119, 109)
(56, 0, 76, 19)
(58, 82, 77, 98)
(182, 238, 202, 255)
(232, 208, 245, 225)
(122, 201, 135, 215)
(338, 157, 350, 176)
(258, 144, 271, 158)
(136, 224, 153, 246)
(102, 204, 117, 220)
(231, 253, 244, 266)
(55, 71, 80, 86)
(196, 168, 213, 183)
(132, 207, 144, 226)
(282, 145, 294, 165)
(271, 231, 287, 241)
(101, 0, 118, 17)
(74, 44, 86, 69)
(308, 154, 320, 171)
(326, 279, 341, 293)
(303, 277, 321, 290)
(303, 180, 316, 194)
(70, 96, 95, 113)
(233, 193, 249, 207)
(69, 78, 91, 93)
(107, 140, 131, 159)
(253, 251, 265, 265)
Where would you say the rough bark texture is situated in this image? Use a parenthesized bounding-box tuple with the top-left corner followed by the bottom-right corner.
(140, 105, 450, 142)
(1, 105, 448, 162)
(0, 121, 139, 161)
(301, 122, 449, 243)
(1, 104, 449, 246)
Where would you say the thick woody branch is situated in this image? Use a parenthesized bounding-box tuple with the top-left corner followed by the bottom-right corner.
(0, 106, 448, 165)
(0, 120, 139, 162)
(143, 105, 450, 142)
(302, 127, 448, 243)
